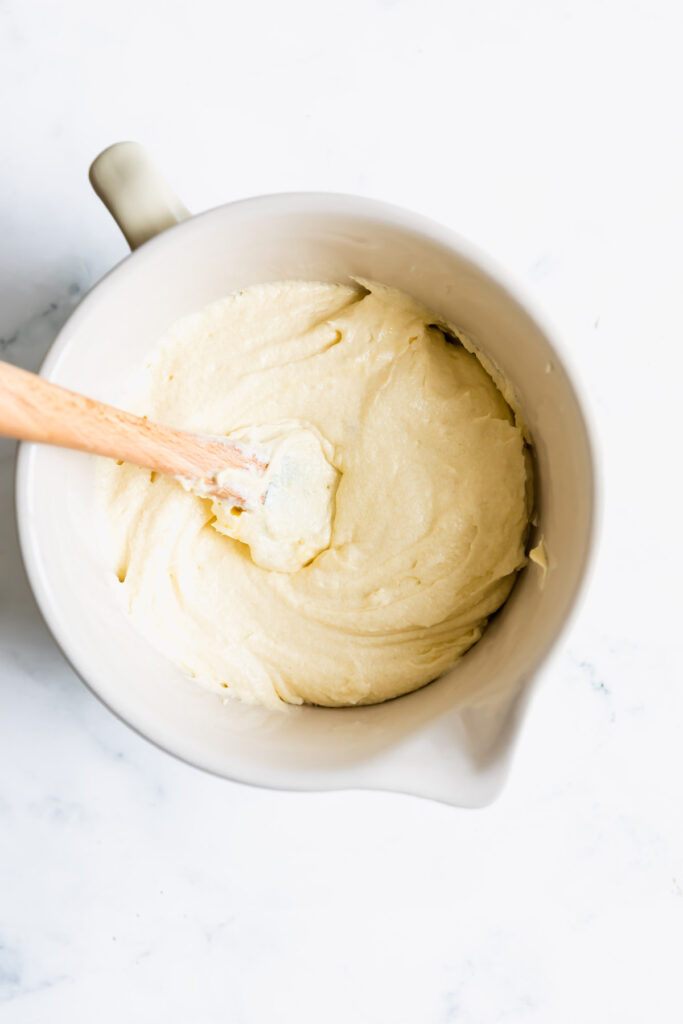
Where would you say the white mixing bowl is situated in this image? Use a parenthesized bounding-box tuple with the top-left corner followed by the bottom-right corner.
(16, 143, 596, 806)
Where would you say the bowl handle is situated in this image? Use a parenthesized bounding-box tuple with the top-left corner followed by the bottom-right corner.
(89, 141, 190, 250)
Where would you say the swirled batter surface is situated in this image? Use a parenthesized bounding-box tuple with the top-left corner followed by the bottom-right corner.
(98, 281, 529, 708)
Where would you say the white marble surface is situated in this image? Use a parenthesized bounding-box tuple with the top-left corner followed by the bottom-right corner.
(1, 0, 682, 1020)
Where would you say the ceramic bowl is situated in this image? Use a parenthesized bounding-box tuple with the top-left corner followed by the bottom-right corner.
(16, 143, 596, 806)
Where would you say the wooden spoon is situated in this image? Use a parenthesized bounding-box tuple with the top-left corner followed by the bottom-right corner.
(0, 360, 266, 506)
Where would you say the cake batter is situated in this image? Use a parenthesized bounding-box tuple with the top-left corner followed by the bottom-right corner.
(98, 281, 530, 708)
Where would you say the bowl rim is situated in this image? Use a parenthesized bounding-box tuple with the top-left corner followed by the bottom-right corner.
(14, 189, 602, 794)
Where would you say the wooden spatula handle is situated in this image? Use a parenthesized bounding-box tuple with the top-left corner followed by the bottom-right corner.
(0, 360, 261, 499)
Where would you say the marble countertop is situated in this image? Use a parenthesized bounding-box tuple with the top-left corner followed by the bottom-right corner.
(1, 0, 682, 1020)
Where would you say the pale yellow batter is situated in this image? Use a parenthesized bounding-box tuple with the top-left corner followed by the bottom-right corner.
(98, 281, 530, 708)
